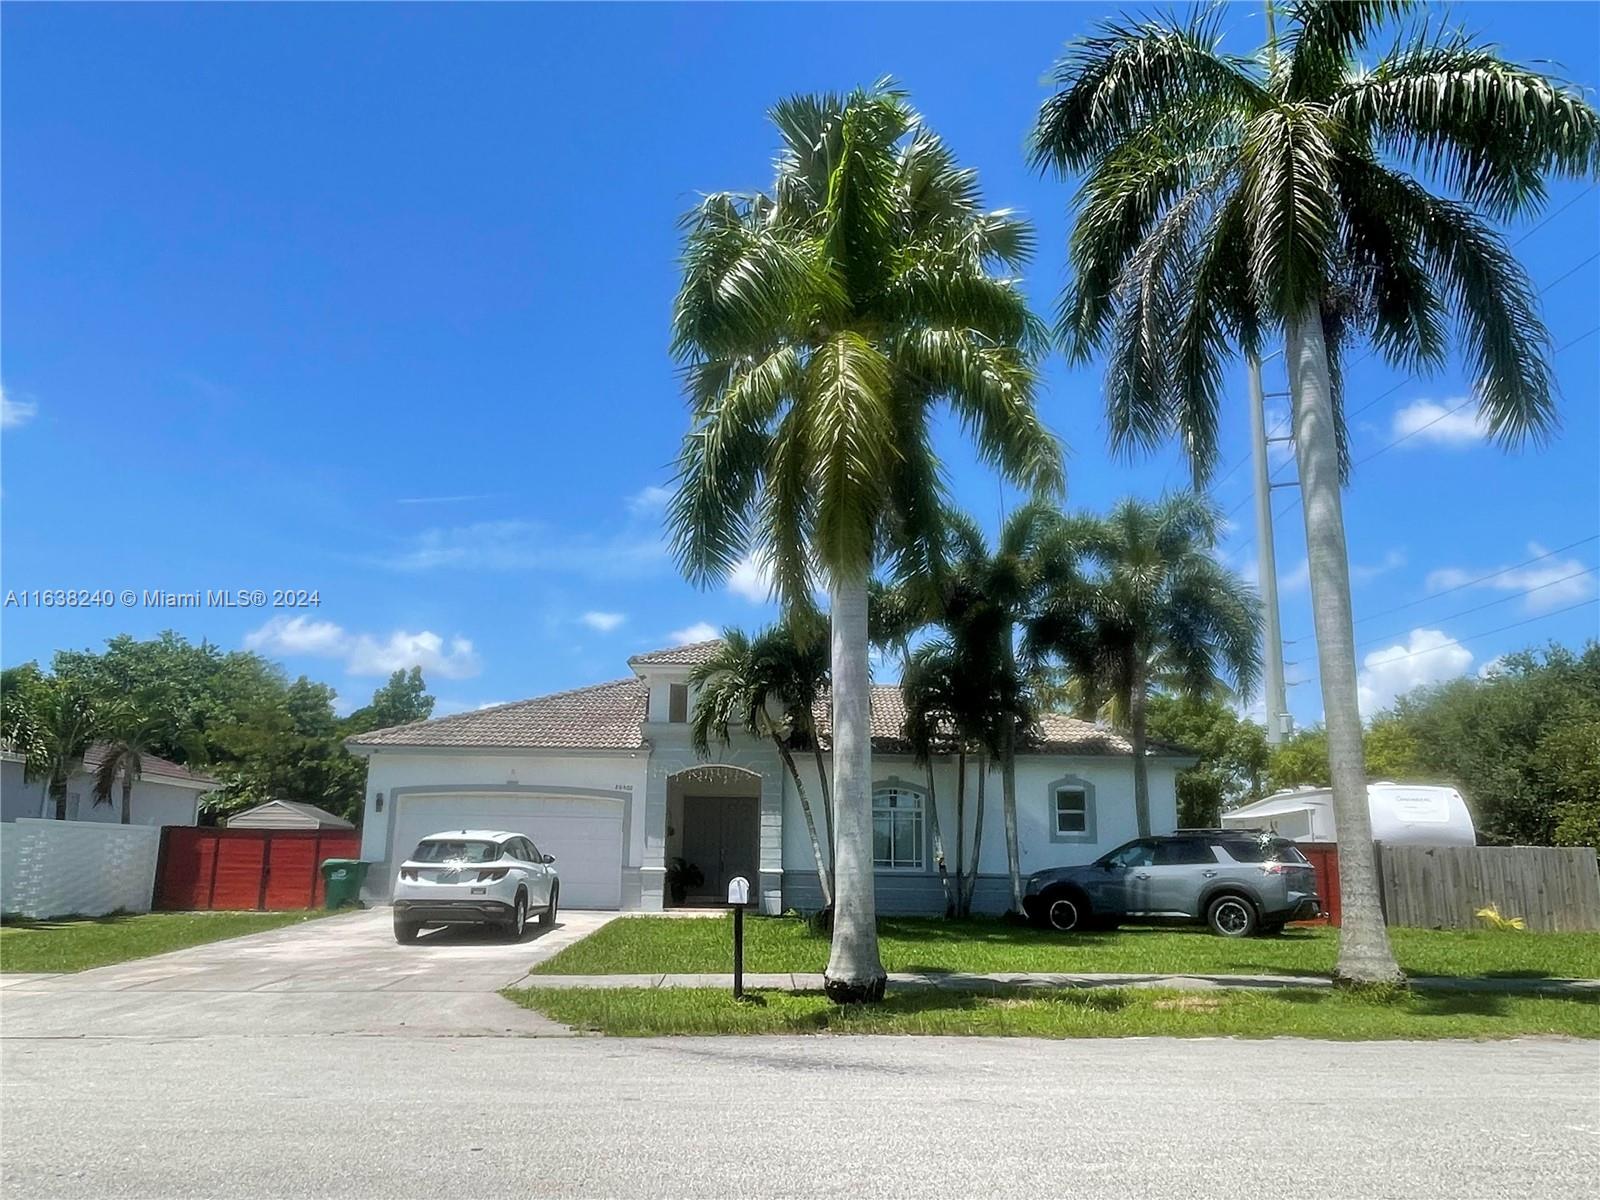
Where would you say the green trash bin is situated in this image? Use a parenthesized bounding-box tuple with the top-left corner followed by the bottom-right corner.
(321, 859, 369, 910)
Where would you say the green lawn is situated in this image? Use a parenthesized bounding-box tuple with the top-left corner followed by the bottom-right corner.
(0, 910, 332, 974)
(509, 984, 1600, 1040)
(529, 915, 1600, 980)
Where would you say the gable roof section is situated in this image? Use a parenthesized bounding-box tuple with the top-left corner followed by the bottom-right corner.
(229, 799, 356, 829)
(816, 686, 1188, 758)
(626, 639, 725, 667)
(0, 744, 220, 789)
(346, 678, 649, 751)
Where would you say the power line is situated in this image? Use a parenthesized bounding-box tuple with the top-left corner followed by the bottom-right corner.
(1343, 534, 1598, 629)
(1287, 595, 1599, 687)
(1271, 324, 1600, 526)
(1354, 566, 1597, 651)
(1212, 218, 1598, 507)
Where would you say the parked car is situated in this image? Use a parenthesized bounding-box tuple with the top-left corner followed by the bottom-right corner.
(1022, 830, 1321, 937)
(392, 830, 559, 943)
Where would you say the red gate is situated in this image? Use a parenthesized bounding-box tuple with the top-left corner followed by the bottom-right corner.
(1298, 842, 1341, 926)
(155, 827, 361, 911)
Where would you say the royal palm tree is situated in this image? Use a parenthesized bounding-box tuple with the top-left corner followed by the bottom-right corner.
(92, 704, 165, 824)
(670, 84, 1062, 1002)
(898, 640, 961, 916)
(688, 627, 834, 906)
(7, 678, 98, 821)
(1031, 1, 1597, 984)
(1027, 496, 1260, 840)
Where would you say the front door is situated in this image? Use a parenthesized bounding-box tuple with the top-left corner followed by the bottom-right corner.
(680, 796, 759, 903)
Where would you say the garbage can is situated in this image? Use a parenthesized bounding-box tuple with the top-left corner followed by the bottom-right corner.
(320, 859, 369, 910)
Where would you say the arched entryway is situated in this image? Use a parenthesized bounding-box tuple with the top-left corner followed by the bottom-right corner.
(665, 765, 761, 907)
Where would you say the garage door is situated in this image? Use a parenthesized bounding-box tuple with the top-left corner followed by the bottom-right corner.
(389, 793, 624, 909)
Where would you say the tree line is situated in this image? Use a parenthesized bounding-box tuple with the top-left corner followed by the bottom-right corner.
(1, 633, 434, 823)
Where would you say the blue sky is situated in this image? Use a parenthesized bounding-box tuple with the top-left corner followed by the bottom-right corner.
(3, 2, 1596, 726)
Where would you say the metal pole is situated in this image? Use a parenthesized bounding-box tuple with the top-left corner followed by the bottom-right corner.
(1248, 353, 1290, 744)
(732, 904, 744, 999)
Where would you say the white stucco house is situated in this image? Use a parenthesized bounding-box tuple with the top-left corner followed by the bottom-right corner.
(345, 639, 1195, 915)
(1, 745, 218, 826)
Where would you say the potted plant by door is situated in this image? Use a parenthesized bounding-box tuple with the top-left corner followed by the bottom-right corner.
(666, 857, 704, 906)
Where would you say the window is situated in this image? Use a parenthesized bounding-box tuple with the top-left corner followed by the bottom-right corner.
(1054, 788, 1088, 835)
(1219, 837, 1308, 864)
(1154, 839, 1215, 866)
(872, 785, 923, 870)
(667, 683, 689, 723)
(524, 840, 544, 863)
(1048, 776, 1096, 842)
(411, 840, 500, 864)
(1101, 840, 1156, 869)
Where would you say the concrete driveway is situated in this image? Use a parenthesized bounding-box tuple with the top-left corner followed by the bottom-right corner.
(0, 907, 616, 1039)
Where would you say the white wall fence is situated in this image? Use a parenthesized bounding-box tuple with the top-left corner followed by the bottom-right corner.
(1, 819, 161, 919)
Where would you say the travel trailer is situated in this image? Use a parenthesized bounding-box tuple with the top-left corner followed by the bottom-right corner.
(1220, 782, 1476, 846)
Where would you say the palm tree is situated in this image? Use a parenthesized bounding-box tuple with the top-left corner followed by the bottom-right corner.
(1030, 2, 1597, 985)
(7, 679, 98, 820)
(92, 704, 165, 824)
(1027, 496, 1260, 840)
(898, 640, 961, 916)
(688, 627, 834, 907)
(670, 84, 1062, 1002)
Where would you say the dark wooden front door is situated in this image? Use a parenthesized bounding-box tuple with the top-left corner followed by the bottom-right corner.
(679, 795, 759, 903)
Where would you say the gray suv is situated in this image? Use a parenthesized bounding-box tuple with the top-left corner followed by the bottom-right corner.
(1022, 830, 1322, 937)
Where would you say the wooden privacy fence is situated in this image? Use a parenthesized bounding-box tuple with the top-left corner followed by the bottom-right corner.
(1376, 844, 1600, 932)
(1298, 843, 1600, 931)
(155, 827, 361, 911)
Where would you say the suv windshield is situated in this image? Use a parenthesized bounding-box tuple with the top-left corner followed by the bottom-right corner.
(411, 840, 500, 864)
(1219, 838, 1308, 864)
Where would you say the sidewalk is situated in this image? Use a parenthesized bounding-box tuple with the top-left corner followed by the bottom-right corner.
(522, 970, 1600, 996)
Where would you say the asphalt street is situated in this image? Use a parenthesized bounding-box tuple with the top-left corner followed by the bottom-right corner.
(3, 1033, 1595, 1199)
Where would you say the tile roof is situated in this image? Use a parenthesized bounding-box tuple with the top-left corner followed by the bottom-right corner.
(345, 678, 649, 750)
(345, 666, 1181, 759)
(79, 744, 218, 787)
(815, 686, 1185, 758)
(626, 639, 726, 667)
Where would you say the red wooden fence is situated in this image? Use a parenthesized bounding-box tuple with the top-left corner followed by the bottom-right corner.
(155, 827, 361, 911)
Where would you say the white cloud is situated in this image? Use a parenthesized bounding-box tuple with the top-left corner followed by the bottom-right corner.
(727, 550, 775, 604)
(1477, 656, 1508, 680)
(1391, 399, 1489, 447)
(668, 621, 719, 644)
(1425, 542, 1596, 613)
(1351, 548, 1407, 584)
(374, 519, 667, 579)
(395, 493, 501, 505)
(1356, 628, 1473, 715)
(580, 611, 626, 633)
(244, 616, 482, 680)
(627, 485, 672, 516)
(1, 388, 37, 430)
(1278, 559, 1311, 594)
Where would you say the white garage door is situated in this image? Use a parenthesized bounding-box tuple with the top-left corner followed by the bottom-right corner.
(390, 793, 624, 909)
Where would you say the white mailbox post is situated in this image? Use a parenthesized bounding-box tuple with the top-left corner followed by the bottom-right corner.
(727, 875, 751, 999)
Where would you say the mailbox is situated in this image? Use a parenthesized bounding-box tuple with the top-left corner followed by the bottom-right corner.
(727, 875, 751, 907)
(727, 875, 752, 999)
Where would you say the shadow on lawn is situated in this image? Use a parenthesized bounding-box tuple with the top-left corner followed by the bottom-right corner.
(0, 910, 145, 930)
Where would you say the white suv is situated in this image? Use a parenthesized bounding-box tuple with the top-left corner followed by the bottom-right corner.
(392, 830, 559, 943)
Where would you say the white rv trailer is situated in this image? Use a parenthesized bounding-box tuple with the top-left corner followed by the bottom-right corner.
(1220, 782, 1476, 846)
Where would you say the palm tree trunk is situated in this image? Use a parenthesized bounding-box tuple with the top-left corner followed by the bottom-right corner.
(120, 774, 133, 825)
(953, 749, 967, 916)
(924, 760, 954, 917)
(1002, 723, 1024, 915)
(774, 737, 831, 907)
(822, 574, 886, 1003)
(963, 752, 988, 914)
(1130, 666, 1152, 838)
(51, 778, 67, 821)
(810, 742, 836, 897)
(1286, 309, 1404, 987)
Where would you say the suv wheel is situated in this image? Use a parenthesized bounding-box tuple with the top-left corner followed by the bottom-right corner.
(1043, 893, 1086, 932)
(393, 918, 419, 944)
(1207, 894, 1257, 938)
(506, 893, 528, 942)
(538, 885, 559, 928)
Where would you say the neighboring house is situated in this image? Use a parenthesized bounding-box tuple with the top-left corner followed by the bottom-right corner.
(226, 799, 356, 831)
(345, 639, 1195, 915)
(0, 745, 218, 827)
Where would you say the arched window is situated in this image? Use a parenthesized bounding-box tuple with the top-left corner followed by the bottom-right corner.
(872, 783, 924, 870)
